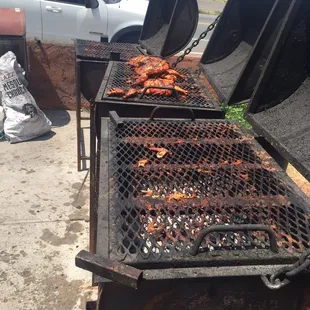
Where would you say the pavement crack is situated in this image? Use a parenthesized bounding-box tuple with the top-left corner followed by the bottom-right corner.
(0, 218, 88, 226)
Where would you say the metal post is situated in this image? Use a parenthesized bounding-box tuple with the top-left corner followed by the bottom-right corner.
(76, 59, 82, 171)
(89, 100, 97, 253)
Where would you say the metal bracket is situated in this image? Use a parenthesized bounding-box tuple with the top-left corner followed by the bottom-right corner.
(109, 111, 124, 129)
(75, 250, 143, 289)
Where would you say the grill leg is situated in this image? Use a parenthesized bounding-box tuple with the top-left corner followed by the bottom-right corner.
(76, 59, 82, 171)
(89, 101, 97, 254)
(86, 301, 96, 310)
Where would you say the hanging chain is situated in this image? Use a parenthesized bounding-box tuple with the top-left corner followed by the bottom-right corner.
(171, 14, 221, 68)
(262, 248, 310, 290)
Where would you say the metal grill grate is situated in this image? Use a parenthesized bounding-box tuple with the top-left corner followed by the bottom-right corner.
(100, 62, 219, 108)
(75, 39, 141, 61)
(103, 119, 310, 268)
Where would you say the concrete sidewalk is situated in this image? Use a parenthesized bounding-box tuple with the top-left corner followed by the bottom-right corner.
(0, 110, 93, 310)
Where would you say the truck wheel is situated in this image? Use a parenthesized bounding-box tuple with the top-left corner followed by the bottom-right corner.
(117, 32, 141, 44)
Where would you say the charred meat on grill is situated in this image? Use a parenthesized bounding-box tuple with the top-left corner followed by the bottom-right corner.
(132, 57, 170, 85)
(108, 56, 188, 99)
(142, 78, 188, 96)
(123, 88, 139, 100)
(107, 88, 125, 97)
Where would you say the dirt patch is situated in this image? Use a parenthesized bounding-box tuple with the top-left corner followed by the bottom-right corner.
(168, 56, 200, 70)
(27, 41, 89, 110)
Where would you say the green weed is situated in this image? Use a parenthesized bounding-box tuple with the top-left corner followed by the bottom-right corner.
(224, 103, 252, 129)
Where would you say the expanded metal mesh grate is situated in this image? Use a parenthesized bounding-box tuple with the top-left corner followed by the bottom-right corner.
(100, 62, 219, 108)
(104, 119, 310, 267)
(75, 39, 140, 61)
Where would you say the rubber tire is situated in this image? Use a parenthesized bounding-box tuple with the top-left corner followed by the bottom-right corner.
(117, 32, 141, 44)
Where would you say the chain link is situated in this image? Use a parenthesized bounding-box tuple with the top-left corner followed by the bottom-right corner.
(171, 14, 221, 68)
(262, 248, 310, 290)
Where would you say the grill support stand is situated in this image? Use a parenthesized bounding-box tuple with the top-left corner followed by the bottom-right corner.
(75, 57, 109, 171)
(76, 59, 91, 171)
(90, 101, 97, 254)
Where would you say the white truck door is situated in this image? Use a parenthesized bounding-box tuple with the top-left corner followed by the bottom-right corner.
(40, 0, 108, 44)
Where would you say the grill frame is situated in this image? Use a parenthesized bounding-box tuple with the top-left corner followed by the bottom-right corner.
(94, 61, 224, 120)
(96, 116, 310, 273)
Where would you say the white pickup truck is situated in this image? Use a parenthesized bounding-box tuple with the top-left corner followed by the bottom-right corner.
(1, 0, 149, 44)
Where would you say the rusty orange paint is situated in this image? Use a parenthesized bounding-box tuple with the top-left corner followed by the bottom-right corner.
(0, 9, 26, 36)
(167, 192, 196, 201)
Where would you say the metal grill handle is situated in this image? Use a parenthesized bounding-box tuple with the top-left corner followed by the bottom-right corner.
(190, 224, 279, 256)
(75, 250, 142, 289)
(149, 106, 196, 121)
(139, 86, 180, 101)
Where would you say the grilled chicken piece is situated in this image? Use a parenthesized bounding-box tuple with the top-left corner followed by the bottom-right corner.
(128, 56, 171, 85)
(161, 74, 178, 83)
(123, 88, 138, 99)
(143, 78, 173, 96)
(128, 56, 167, 69)
(128, 56, 185, 86)
(127, 55, 151, 67)
(107, 88, 125, 97)
(135, 61, 170, 85)
(174, 86, 189, 95)
(142, 78, 188, 96)
(166, 69, 185, 79)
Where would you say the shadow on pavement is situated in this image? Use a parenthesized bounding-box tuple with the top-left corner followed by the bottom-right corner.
(43, 109, 71, 128)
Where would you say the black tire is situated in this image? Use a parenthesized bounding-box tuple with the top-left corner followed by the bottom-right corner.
(117, 31, 141, 44)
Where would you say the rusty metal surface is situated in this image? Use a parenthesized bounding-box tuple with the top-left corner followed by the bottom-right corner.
(75, 39, 140, 61)
(75, 250, 142, 289)
(98, 117, 310, 269)
(0, 8, 25, 36)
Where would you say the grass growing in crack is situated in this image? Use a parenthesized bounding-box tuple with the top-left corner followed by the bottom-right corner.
(224, 103, 252, 129)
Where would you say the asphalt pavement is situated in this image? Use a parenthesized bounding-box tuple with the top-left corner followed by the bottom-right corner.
(179, 14, 220, 56)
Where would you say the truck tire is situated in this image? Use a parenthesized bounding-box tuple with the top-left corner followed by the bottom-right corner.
(117, 31, 141, 44)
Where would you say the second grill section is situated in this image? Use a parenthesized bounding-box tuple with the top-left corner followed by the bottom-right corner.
(99, 119, 310, 270)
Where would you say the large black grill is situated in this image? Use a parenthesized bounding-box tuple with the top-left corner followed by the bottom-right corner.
(75, 39, 141, 61)
(99, 118, 310, 269)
